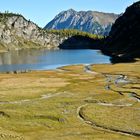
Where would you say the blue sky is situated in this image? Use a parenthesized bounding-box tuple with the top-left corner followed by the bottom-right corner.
(0, 0, 138, 27)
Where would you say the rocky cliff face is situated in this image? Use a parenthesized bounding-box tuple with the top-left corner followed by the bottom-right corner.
(0, 13, 68, 51)
(45, 9, 119, 36)
(103, 1, 140, 60)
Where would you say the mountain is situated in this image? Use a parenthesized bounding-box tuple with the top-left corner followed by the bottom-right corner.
(0, 12, 103, 52)
(0, 12, 71, 51)
(103, 1, 140, 61)
(44, 9, 119, 35)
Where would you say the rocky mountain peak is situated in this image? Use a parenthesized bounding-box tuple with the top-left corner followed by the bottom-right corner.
(67, 9, 76, 13)
(44, 9, 119, 35)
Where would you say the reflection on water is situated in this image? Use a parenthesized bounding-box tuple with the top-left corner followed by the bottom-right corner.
(0, 49, 41, 65)
(0, 49, 111, 72)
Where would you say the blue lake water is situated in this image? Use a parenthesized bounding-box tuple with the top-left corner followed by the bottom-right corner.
(0, 49, 111, 72)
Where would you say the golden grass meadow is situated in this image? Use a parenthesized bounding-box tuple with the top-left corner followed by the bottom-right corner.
(0, 61, 140, 140)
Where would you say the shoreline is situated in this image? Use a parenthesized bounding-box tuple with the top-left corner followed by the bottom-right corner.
(0, 63, 107, 74)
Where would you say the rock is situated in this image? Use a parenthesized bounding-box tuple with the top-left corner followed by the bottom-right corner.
(58, 118, 65, 123)
(0, 13, 68, 51)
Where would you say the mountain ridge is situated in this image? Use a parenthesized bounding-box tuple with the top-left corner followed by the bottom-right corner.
(0, 12, 103, 51)
(0, 12, 66, 51)
(102, 1, 140, 61)
(45, 9, 119, 35)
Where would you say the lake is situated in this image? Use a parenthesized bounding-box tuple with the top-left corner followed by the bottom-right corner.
(0, 49, 110, 72)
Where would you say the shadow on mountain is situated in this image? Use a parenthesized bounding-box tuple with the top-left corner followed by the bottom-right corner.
(58, 35, 102, 50)
(101, 49, 138, 64)
(110, 56, 137, 64)
(102, 1, 140, 63)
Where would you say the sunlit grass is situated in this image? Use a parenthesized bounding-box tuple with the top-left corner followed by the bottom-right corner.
(0, 62, 139, 139)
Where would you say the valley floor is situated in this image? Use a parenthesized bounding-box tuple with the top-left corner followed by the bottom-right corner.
(0, 62, 140, 140)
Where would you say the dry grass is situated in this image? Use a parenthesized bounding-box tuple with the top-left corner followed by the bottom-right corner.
(82, 104, 140, 135)
(0, 62, 139, 140)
